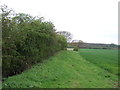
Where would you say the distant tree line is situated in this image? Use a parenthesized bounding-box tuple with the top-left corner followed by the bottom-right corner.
(1, 5, 67, 78)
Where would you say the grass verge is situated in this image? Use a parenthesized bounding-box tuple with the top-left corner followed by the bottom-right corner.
(2, 50, 118, 88)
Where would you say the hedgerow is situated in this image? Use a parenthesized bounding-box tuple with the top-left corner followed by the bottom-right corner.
(1, 5, 67, 77)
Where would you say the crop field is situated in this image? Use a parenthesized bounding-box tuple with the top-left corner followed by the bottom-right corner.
(2, 50, 118, 88)
(79, 49, 118, 75)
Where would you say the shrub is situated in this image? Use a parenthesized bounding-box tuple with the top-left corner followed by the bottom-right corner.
(2, 56, 27, 77)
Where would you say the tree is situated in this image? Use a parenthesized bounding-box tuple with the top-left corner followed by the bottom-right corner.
(56, 31, 72, 42)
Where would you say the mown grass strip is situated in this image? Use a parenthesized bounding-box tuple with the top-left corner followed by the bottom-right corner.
(3, 50, 118, 88)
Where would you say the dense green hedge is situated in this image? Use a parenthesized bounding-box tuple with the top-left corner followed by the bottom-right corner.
(1, 5, 67, 78)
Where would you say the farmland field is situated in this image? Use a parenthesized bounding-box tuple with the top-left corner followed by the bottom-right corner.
(2, 50, 118, 88)
(79, 49, 118, 75)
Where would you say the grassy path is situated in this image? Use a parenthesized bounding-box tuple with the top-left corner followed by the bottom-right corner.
(3, 50, 118, 88)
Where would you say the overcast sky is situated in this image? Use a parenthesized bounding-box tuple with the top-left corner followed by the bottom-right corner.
(0, 0, 119, 44)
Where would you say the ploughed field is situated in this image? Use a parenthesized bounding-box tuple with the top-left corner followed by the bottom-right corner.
(2, 49, 118, 88)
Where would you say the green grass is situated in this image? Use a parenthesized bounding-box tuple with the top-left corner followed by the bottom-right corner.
(79, 49, 118, 75)
(2, 50, 118, 88)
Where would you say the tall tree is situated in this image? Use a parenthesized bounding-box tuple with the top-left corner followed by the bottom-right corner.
(56, 31, 72, 42)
